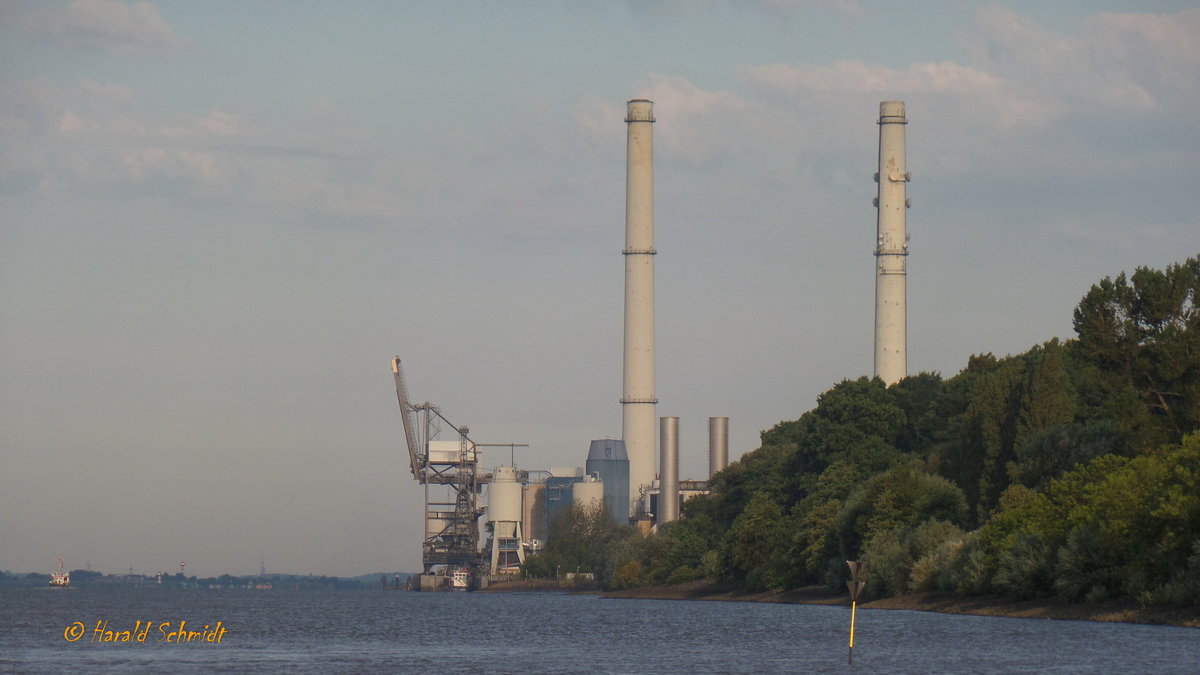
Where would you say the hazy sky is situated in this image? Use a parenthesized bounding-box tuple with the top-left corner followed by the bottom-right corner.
(2, 0, 1198, 577)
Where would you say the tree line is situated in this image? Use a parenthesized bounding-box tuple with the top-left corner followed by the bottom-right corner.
(524, 255, 1200, 606)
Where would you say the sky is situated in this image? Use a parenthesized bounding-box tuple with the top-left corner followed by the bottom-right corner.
(2, 0, 1198, 577)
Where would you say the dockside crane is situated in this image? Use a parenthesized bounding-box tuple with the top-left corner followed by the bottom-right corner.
(391, 357, 486, 578)
(391, 356, 425, 480)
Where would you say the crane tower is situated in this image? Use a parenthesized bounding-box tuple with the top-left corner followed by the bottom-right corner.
(391, 357, 484, 579)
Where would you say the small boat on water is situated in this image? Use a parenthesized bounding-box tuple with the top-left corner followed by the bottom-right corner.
(49, 556, 70, 588)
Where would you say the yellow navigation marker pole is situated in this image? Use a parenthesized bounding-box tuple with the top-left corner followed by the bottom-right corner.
(847, 560, 866, 666)
(849, 598, 858, 663)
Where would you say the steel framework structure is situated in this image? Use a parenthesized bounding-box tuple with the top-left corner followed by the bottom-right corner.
(391, 357, 485, 575)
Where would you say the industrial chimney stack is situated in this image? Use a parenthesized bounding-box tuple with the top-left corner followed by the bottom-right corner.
(622, 99, 657, 518)
(708, 416, 728, 478)
(874, 101, 909, 386)
(658, 416, 679, 525)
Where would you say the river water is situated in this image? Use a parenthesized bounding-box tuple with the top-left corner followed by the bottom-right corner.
(2, 588, 1196, 673)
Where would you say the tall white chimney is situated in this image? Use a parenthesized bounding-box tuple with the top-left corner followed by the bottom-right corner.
(874, 101, 909, 386)
(658, 416, 679, 525)
(708, 416, 728, 478)
(622, 99, 657, 518)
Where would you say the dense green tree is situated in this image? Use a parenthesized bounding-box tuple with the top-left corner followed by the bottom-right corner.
(612, 257, 1200, 607)
(1015, 339, 1076, 449)
(770, 377, 909, 509)
(723, 492, 787, 589)
(636, 516, 719, 586)
(1054, 525, 1125, 602)
(1009, 419, 1131, 489)
(862, 519, 965, 598)
(705, 442, 791, 530)
(785, 495, 844, 585)
(980, 433, 1200, 603)
(932, 354, 1003, 519)
(524, 502, 637, 586)
(947, 355, 1028, 520)
(992, 531, 1056, 599)
(1072, 255, 1200, 445)
(833, 463, 968, 561)
(891, 372, 948, 456)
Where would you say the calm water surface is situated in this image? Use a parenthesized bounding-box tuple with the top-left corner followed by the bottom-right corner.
(2, 588, 1196, 673)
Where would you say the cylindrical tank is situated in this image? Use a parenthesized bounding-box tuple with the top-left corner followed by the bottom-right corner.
(573, 476, 605, 512)
(708, 416, 728, 478)
(487, 466, 523, 524)
(659, 416, 679, 524)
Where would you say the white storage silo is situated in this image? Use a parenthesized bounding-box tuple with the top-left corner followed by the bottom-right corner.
(573, 475, 605, 514)
(488, 466, 525, 575)
(488, 466, 523, 523)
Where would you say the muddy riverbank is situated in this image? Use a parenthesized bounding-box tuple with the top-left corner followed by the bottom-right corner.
(484, 579, 1199, 628)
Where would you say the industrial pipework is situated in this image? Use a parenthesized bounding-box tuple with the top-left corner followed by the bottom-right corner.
(874, 101, 909, 386)
(622, 98, 657, 517)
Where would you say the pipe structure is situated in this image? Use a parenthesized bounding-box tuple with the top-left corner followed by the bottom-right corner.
(622, 99, 657, 517)
(874, 101, 909, 386)
(708, 416, 728, 478)
(658, 416, 679, 525)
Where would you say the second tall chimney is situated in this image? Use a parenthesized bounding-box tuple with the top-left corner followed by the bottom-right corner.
(874, 100, 909, 386)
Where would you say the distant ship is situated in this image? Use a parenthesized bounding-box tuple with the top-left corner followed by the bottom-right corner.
(49, 556, 70, 588)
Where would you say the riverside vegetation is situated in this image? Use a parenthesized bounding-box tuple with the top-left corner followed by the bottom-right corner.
(521, 255, 1200, 610)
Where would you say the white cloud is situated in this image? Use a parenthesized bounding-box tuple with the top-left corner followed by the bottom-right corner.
(0, 78, 262, 201)
(730, 0, 862, 18)
(743, 59, 1057, 131)
(5, 0, 183, 57)
(633, 75, 756, 164)
(960, 5, 1200, 112)
(164, 109, 244, 138)
(577, 75, 756, 166)
(7, 4, 1196, 236)
(623, 0, 861, 19)
(57, 110, 87, 133)
(718, 5, 1200, 180)
(120, 147, 231, 188)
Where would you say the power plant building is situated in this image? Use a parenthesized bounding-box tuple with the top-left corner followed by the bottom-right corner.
(544, 468, 584, 527)
(585, 439, 630, 523)
(392, 97, 743, 587)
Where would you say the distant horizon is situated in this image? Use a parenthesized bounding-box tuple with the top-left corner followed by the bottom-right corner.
(3, 566, 417, 580)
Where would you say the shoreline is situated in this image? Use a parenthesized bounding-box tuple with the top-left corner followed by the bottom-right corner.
(484, 579, 1199, 628)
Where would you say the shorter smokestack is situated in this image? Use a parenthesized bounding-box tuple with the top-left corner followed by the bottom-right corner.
(708, 417, 728, 478)
(658, 417, 679, 524)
